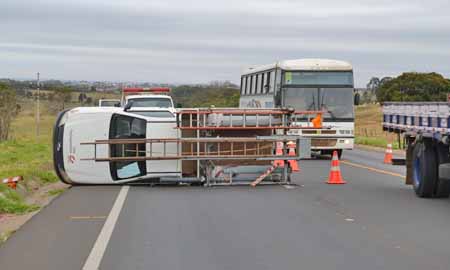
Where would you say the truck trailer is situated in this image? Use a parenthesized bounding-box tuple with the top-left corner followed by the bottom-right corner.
(382, 102, 450, 198)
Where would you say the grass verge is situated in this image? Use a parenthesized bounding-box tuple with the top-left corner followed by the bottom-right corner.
(0, 99, 57, 214)
(47, 188, 65, 197)
(0, 185, 40, 214)
(355, 136, 400, 150)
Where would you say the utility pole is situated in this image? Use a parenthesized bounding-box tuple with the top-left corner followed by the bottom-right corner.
(36, 72, 40, 137)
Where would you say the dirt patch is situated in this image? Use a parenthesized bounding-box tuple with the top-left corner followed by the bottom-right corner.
(0, 182, 69, 244)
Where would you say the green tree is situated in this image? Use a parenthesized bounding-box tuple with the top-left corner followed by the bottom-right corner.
(0, 83, 19, 141)
(376, 72, 450, 102)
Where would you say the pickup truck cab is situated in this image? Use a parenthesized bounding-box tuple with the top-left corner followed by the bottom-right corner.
(53, 106, 180, 185)
(122, 87, 174, 107)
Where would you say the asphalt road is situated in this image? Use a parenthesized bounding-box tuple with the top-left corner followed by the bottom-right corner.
(1, 147, 450, 270)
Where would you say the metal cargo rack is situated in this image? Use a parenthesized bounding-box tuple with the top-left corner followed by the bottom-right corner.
(177, 108, 324, 130)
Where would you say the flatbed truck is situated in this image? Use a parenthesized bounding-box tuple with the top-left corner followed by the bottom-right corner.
(383, 102, 450, 198)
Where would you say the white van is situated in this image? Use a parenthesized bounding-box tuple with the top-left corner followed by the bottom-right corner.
(53, 106, 180, 184)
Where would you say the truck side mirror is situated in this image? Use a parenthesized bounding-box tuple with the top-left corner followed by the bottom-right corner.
(124, 101, 134, 112)
(176, 103, 183, 108)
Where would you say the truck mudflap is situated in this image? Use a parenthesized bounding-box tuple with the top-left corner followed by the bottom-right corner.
(438, 163, 450, 182)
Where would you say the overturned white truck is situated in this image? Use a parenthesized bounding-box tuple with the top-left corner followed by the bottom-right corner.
(53, 106, 321, 186)
(383, 102, 450, 198)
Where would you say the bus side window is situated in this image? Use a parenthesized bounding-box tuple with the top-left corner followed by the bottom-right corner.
(255, 74, 259, 94)
(275, 69, 282, 93)
(269, 71, 275, 93)
(244, 76, 248, 95)
(249, 75, 253, 95)
(260, 73, 265, 94)
(240, 76, 244, 95)
(252, 75, 256, 95)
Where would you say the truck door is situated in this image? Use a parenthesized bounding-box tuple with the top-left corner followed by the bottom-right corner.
(109, 114, 147, 181)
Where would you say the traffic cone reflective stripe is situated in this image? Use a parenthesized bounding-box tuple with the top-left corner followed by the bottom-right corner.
(326, 151, 346, 184)
(384, 144, 393, 164)
(286, 141, 300, 172)
(273, 141, 285, 167)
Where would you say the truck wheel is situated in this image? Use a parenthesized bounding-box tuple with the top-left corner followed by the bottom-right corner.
(412, 140, 437, 198)
(434, 143, 450, 198)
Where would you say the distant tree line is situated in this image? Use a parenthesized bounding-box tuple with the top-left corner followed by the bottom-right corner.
(171, 85, 239, 108)
(375, 72, 450, 102)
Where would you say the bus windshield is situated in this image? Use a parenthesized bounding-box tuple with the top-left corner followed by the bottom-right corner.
(283, 88, 354, 119)
(284, 71, 353, 86)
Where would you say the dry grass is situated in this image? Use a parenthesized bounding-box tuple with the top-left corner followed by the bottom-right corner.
(355, 104, 402, 149)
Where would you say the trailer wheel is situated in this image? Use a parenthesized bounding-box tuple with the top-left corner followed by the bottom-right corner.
(412, 140, 437, 198)
(434, 144, 450, 198)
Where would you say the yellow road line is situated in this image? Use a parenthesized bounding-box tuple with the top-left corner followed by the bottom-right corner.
(340, 160, 405, 179)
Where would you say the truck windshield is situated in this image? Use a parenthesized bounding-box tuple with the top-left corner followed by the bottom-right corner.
(283, 88, 354, 120)
(128, 98, 172, 108)
(109, 114, 147, 180)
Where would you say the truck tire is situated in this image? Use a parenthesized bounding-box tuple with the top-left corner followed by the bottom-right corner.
(412, 139, 437, 198)
(434, 143, 450, 198)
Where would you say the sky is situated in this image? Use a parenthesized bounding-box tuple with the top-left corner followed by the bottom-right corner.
(1, 0, 449, 87)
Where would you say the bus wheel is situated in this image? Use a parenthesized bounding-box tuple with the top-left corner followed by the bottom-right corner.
(412, 139, 436, 198)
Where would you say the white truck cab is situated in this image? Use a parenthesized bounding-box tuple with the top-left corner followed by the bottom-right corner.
(53, 106, 180, 184)
(121, 87, 175, 111)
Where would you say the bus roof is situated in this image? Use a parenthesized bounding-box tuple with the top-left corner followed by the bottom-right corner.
(241, 59, 353, 75)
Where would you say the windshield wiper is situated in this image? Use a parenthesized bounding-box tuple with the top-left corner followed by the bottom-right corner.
(319, 91, 336, 119)
(307, 92, 316, 111)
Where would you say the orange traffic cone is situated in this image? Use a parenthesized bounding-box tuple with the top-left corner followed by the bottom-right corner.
(326, 151, 346, 184)
(286, 141, 300, 172)
(384, 144, 393, 164)
(273, 142, 285, 167)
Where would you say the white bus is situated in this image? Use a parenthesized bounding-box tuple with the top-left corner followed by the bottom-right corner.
(239, 59, 355, 158)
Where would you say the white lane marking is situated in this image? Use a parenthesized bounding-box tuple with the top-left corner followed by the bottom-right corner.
(82, 185, 130, 270)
